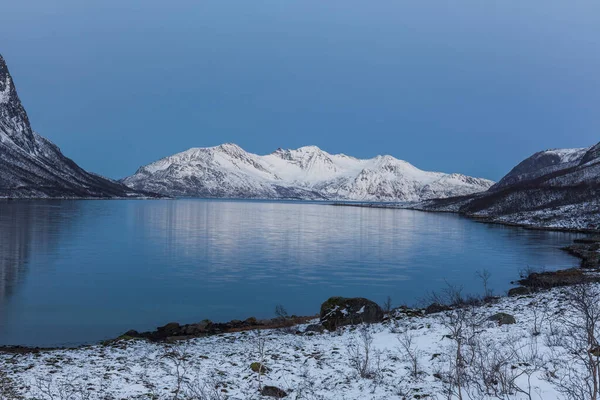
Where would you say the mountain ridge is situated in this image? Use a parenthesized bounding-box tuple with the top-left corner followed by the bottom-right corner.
(414, 142, 600, 231)
(123, 143, 495, 201)
(0, 54, 155, 199)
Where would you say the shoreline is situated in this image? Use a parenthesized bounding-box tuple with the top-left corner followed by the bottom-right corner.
(2, 277, 598, 399)
(332, 201, 600, 235)
(0, 199, 596, 353)
(2, 235, 597, 354)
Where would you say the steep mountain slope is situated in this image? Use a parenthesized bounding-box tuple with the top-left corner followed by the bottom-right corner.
(416, 143, 600, 231)
(491, 148, 588, 190)
(123, 144, 494, 201)
(0, 55, 151, 198)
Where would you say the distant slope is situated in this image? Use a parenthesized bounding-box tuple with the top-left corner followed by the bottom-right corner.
(0, 54, 153, 198)
(416, 143, 600, 231)
(123, 143, 494, 201)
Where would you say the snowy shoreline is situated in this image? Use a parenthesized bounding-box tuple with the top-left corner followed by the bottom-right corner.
(1, 231, 597, 399)
(333, 201, 600, 235)
(2, 284, 600, 399)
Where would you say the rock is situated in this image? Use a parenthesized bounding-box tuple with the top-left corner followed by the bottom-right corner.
(319, 297, 383, 331)
(250, 362, 268, 374)
(488, 312, 516, 325)
(518, 268, 587, 289)
(508, 286, 531, 297)
(157, 322, 181, 335)
(425, 303, 451, 315)
(304, 324, 325, 334)
(563, 243, 600, 269)
(261, 385, 287, 398)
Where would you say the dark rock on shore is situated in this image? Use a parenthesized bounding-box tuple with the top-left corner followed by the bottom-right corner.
(304, 324, 326, 334)
(261, 385, 287, 398)
(425, 303, 452, 314)
(563, 241, 600, 269)
(123, 315, 315, 342)
(508, 286, 532, 297)
(320, 297, 383, 331)
(489, 312, 516, 325)
(518, 268, 592, 289)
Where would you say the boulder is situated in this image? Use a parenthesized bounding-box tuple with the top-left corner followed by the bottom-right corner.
(488, 312, 516, 325)
(250, 362, 268, 374)
(425, 303, 452, 315)
(508, 286, 531, 297)
(261, 385, 287, 398)
(157, 322, 181, 336)
(320, 297, 383, 331)
(304, 324, 325, 334)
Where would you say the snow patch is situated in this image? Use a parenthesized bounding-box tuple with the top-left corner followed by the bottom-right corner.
(0, 76, 10, 104)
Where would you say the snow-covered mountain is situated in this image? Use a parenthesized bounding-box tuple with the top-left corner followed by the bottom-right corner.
(416, 143, 600, 231)
(123, 143, 494, 201)
(0, 54, 152, 198)
(491, 147, 589, 190)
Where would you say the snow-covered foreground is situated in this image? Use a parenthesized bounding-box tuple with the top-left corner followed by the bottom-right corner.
(1, 286, 597, 399)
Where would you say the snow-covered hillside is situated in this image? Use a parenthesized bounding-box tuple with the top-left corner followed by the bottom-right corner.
(0, 54, 152, 199)
(123, 144, 494, 201)
(415, 142, 600, 231)
(491, 147, 589, 190)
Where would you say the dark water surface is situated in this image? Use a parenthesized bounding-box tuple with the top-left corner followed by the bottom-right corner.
(0, 199, 583, 346)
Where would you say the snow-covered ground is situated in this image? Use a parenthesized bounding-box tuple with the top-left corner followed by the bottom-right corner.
(478, 201, 600, 232)
(2, 285, 598, 399)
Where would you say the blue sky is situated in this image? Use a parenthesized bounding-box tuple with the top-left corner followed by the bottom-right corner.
(1, 0, 598, 180)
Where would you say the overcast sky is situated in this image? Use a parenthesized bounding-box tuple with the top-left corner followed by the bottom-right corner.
(1, 0, 598, 180)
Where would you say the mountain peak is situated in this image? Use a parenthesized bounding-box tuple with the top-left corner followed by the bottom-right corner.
(124, 143, 494, 200)
(217, 143, 242, 150)
(580, 142, 600, 166)
(296, 145, 323, 153)
(0, 54, 35, 151)
(0, 54, 152, 198)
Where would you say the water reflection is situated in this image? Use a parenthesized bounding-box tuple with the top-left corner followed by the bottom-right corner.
(0, 199, 584, 347)
(0, 201, 81, 303)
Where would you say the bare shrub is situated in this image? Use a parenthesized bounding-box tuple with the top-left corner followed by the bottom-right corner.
(31, 374, 106, 400)
(346, 324, 381, 379)
(382, 296, 393, 314)
(544, 283, 600, 400)
(529, 300, 549, 337)
(466, 335, 545, 400)
(275, 304, 289, 321)
(160, 344, 193, 399)
(251, 329, 268, 391)
(0, 369, 23, 400)
(397, 331, 423, 380)
(182, 375, 225, 400)
(294, 366, 326, 400)
(475, 269, 494, 300)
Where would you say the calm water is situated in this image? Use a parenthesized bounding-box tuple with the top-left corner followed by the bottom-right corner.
(0, 199, 583, 347)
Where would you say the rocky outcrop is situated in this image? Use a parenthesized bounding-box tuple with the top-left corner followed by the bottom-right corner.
(425, 303, 452, 315)
(507, 287, 532, 297)
(319, 297, 384, 331)
(122, 315, 315, 342)
(261, 386, 287, 398)
(488, 312, 516, 325)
